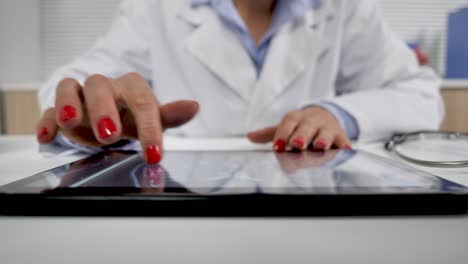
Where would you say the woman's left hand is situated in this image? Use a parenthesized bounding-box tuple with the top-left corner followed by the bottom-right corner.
(247, 106, 352, 152)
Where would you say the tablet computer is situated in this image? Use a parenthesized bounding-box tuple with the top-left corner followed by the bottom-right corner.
(1, 149, 467, 216)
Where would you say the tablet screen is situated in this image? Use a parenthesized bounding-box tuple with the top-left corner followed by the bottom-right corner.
(2, 150, 466, 195)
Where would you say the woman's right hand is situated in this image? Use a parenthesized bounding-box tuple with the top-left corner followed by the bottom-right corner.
(36, 72, 200, 164)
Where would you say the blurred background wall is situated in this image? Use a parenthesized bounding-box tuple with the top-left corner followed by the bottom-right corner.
(0, 0, 41, 85)
(2, 0, 467, 83)
(379, 0, 468, 74)
(40, 0, 120, 81)
(1, 0, 468, 134)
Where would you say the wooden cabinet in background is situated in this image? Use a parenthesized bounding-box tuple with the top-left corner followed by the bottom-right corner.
(440, 88, 468, 132)
(0, 86, 467, 135)
(1, 90, 41, 135)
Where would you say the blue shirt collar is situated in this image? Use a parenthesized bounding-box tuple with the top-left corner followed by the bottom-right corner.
(191, 0, 321, 9)
(189, 0, 322, 75)
(190, 0, 322, 41)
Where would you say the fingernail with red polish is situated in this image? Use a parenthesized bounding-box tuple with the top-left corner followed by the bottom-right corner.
(293, 137, 305, 149)
(39, 127, 48, 138)
(98, 117, 117, 139)
(60, 105, 77, 123)
(146, 145, 162, 164)
(274, 139, 286, 152)
(344, 144, 353, 150)
(316, 139, 327, 149)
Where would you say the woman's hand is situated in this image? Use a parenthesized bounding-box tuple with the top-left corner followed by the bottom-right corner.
(36, 73, 199, 164)
(247, 106, 352, 152)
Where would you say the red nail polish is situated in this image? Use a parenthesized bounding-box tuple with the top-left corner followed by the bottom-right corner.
(98, 117, 117, 139)
(293, 137, 305, 149)
(316, 139, 327, 149)
(59, 105, 77, 123)
(146, 145, 162, 164)
(274, 139, 286, 152)
(39, 127, 48, 138)
(344, 144, 353, 150)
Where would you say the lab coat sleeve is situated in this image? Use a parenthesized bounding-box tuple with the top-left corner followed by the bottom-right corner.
(316, 102, 360, 140)
(38, 0, 152, 111)
(329, 0, 444, 142)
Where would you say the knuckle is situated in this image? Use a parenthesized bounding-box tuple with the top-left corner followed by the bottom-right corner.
(337, 132, 350, 141)
(43, 108, 56, 122)
(286, 111, 299, 119)
(138, 122, 161, 142)
(276, 128, 293, 140)
(283, 111, 300, 123)
(124, 72, 145, 83)
(303, 106, 321, 116)
(85, 74, 109, 87)
(300, 126, 318, 137)
(89, 95, 113, 110)
(336, 126, 347, 135)
(132, 96, 156, 112)
(302, 117, 318, 127)
(329, 122, 344, 133)
(122, 82, 136, 95)
(323, 130, 338, 139)
(57, 78, 79, 90)
(44, 107, 55, 115)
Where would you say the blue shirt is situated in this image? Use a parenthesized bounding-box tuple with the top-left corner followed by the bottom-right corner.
(192, 0, 359, 140)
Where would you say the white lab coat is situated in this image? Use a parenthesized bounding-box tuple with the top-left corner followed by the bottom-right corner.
(38, 0, 443, 142)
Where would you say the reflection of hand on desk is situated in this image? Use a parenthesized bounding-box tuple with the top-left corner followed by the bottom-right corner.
(274, 151, 341, 174)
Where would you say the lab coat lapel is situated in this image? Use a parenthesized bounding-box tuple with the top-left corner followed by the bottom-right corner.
(250, 3, 335, 120)
(178, 6, 257, 102)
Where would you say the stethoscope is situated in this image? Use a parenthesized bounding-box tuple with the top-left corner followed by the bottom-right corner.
(385, 131, 468, 168)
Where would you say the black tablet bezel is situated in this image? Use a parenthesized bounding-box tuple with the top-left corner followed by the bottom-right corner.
(2, 191, 468, 216)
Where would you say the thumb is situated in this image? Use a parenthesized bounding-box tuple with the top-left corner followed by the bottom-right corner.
(160, 100, 200, 129)
(247, 126, 277, 144)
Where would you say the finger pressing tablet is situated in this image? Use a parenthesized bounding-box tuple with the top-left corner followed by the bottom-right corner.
(118, 73, 163, 164)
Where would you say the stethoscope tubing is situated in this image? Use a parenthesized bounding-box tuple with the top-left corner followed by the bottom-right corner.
(385, 131, 468, 168)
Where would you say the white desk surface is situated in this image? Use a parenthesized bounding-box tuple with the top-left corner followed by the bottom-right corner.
(1, 136, 468, 264)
